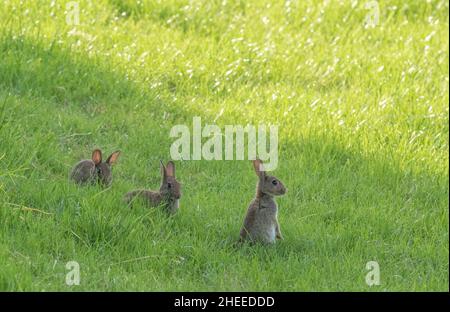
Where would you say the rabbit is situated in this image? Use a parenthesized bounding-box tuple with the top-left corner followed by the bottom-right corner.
(70, 149, 121, 186)
(239, 159, 287, 244)
(124, 161, 181, 214)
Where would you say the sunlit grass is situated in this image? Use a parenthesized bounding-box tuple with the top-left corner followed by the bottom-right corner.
(0, 0, 448, 291)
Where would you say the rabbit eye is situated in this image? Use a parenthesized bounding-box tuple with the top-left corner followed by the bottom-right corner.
(271, 180, 278, 186)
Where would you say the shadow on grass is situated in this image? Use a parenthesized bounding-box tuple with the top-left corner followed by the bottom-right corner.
(0, 36, 142, 106)
(0, 35, 447, 258)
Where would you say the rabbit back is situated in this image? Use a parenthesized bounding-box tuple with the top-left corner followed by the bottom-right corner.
(70, 160, 96, 185)
(124, 189, 162, 207)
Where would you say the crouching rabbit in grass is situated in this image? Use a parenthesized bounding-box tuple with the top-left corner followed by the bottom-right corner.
(240, 159, 287, 244)
(70, 149, 121, 187)
(124, 161, 181, 214)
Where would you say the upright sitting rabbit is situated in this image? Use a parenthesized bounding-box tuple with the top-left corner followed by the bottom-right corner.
(240, 159, 287, 244)
(70, 149, 121, 186)
(124, 161, 181, 214)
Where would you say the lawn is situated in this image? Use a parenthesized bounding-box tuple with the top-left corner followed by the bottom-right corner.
(0, 0, 448, 291)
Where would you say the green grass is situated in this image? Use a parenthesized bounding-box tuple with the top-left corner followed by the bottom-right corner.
(0, 0, 448, 291)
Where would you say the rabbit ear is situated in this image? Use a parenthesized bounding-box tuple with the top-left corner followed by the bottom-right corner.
(166, 161, 175, 177)
(92, 149, 102, 165)
(253, 159, 265, 179)
(106, 151, 121, 165)
(160, 160, 166, 178)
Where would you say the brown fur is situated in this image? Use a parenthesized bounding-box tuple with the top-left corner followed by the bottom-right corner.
(240, 159, 287, 244)
(124, 161, 181, 214)
(70, 149, 120, 186)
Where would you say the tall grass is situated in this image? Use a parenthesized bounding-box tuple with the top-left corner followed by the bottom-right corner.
(0, 0, 448, 291)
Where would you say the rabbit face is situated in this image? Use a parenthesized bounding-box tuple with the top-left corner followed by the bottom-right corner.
(160, 176, 181, 200)
(160, 161, 181, 200)
(92, 149, 121, 186)
(96, 162, 113, 186)
(253, 159, 287, 197)
(260, 174, 286, 196)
